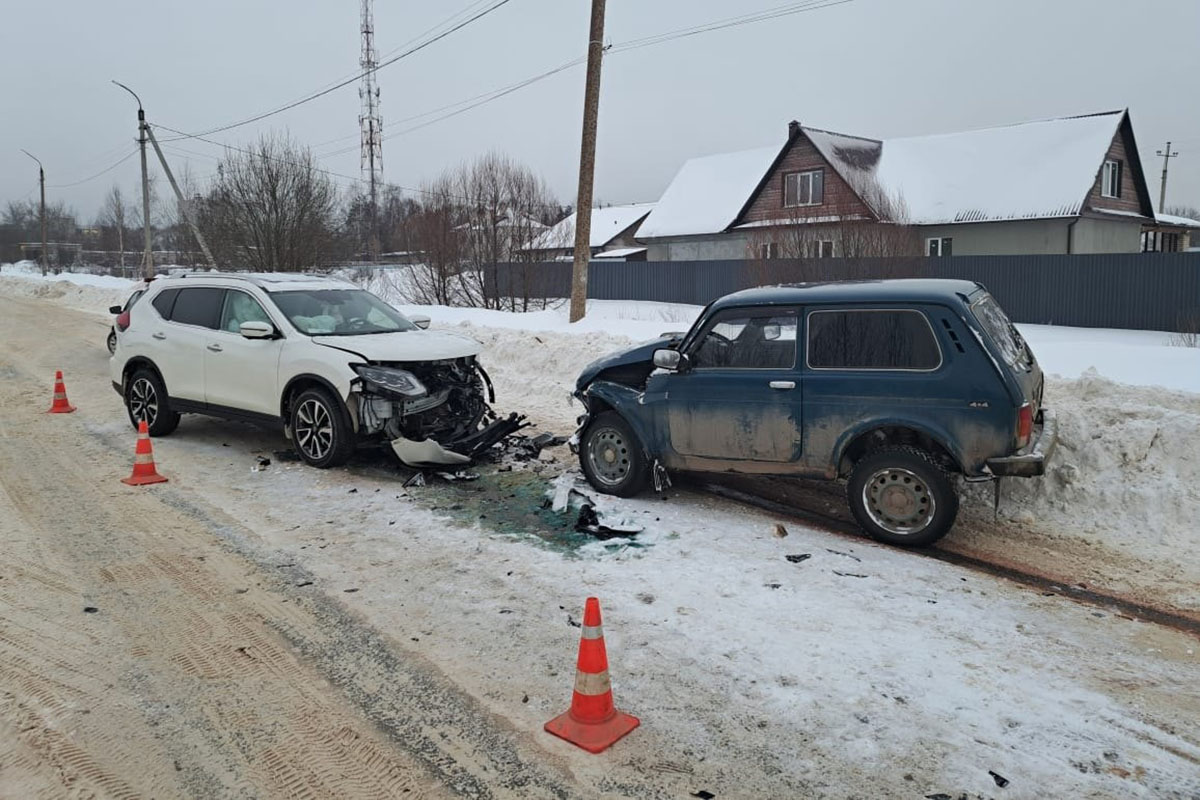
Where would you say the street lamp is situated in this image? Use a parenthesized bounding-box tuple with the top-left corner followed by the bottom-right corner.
(113, 80, 154, 279)
(20, 149, 48, 276)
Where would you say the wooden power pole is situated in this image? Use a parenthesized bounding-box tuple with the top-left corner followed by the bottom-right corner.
(1156, 141, 1179, 214)
(21, 150, 48, 276)
(568, 0, 607, 323)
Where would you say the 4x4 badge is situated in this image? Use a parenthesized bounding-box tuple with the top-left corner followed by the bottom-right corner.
(969, 400, 989, 409)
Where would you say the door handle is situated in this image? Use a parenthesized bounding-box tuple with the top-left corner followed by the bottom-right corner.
(152, 332, 166, 340)
(207, 343, 223, 353)
(769, 380, 796, 390)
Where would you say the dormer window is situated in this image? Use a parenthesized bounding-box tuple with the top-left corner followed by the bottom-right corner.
(784, 169, 824, 207)
(1101, 160, 1123, 198)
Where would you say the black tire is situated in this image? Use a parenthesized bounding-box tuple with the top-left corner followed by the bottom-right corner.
(125, 367, 181, 436)
(290, 386, 355, 468)
(846, 445, 959, 547)
(106, 329, 117, 355)
(579, 411, 650, 497)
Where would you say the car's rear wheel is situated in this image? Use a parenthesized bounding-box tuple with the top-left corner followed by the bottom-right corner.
(290, 386, 354, 468)
(846, 446, 958, 547)
(579, 411, 649, 497)
(125, 368, 180, 436)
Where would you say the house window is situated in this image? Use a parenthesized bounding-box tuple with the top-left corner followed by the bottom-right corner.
(1101, 160, 1123, 198)
(806, 240, 834, 258)
(758, 242, 780, 260)
(784, 169, 824, 207)
(927, 237, 953, 257)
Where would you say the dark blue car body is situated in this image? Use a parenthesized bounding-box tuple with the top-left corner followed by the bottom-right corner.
(573, 280, 1055, 544)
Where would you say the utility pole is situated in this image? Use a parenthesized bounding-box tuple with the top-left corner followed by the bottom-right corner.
(360, 0, 383, 262)
(20, 150, 48, 276)
(1155, 142, 1179, 214)
(113, 81, 154, 280)
(568, 0, 606, 323)
(144, 125, 217, 269)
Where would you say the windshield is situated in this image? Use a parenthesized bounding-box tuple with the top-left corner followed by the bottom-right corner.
(270, 289, 417, 336)
(971, 294, 1025, 366)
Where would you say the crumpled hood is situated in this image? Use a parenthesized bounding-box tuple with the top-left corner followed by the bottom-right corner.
(312, 329, 482, 362)
(575, 334, 682, 392)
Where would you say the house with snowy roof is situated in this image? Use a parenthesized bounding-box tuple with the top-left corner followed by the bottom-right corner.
(525, 202, 655, 261)
(635, 109, 1156, 261)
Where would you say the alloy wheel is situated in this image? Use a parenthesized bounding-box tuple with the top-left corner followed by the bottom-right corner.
(130, 378, 159, 428)
(295, 399, 334, 461)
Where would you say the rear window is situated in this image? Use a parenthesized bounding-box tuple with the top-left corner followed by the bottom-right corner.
(807, 309, 941, 370)
(151, 288, 179, 319)
(170, 287, 226, 329)
(971, 294, 1023, 365)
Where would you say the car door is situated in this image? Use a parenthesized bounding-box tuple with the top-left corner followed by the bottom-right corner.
(203, 289, 285, 417)
(152, 286, 224, 402)
(662, 306, 802, 465)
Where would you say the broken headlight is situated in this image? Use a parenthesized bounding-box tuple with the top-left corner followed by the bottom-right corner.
(352, 364, 427, 398)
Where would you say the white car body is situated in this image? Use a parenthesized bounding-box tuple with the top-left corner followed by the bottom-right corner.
(110, 272, 494, 466)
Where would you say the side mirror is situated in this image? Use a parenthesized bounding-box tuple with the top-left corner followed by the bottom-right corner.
(653, 349, 682, 371)
(109, 305, 123, 314)
(240, 320, 275, 339)
(409, 313, 431, 330)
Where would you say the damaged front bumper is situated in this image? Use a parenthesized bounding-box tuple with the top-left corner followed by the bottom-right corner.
(986, 408, 1057, 478)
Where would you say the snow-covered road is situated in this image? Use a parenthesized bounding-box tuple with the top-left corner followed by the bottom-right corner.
(1, 267, 1198, 797)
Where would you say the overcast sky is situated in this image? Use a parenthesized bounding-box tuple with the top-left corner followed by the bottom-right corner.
(3, 0, 1199, 221)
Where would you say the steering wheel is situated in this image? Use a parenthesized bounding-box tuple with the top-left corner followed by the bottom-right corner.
(705, 330, 733, 346)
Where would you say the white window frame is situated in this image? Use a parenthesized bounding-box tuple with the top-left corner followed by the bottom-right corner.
(1101, 160, 1122, 199)
(926, 237, 952, 257)
(784, 169, 824, 208)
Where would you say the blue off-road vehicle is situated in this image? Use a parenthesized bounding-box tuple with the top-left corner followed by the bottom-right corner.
(572, 280, 1055, 546)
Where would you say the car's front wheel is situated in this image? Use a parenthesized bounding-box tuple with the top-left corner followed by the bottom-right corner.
(106, 329, 117, 354)
(290, 386, 354, 468)
(579, 411, 649, 497)
(846, 446, 959, 547)
(125, 368, 180, 436)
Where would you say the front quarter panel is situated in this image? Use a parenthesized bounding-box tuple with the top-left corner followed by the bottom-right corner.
(580, 379, 668, 461)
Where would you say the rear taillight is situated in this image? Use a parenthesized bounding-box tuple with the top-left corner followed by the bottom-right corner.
(1016, 403, 1034, 449)
(116, 310, 131, 332)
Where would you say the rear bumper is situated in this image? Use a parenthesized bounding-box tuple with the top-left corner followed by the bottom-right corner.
(986, 409, 1057, 478)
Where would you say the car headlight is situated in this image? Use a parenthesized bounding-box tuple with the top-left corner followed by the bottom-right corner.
(352, 365, 427, 398)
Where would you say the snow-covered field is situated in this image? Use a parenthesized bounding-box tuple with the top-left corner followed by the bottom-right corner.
(2, 263, 1199, 796)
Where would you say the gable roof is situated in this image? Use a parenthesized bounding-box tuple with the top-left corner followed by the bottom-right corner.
(640, 110, 1148, 237)
(635, 146, 783, 238)
(527, 202, 655, 251)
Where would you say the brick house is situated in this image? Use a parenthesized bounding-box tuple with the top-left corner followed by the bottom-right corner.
(636, 109, 1156, 260)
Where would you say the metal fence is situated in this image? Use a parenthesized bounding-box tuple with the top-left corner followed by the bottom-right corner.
(489, 253, 1200, 332)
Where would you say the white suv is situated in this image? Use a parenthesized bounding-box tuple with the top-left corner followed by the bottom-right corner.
(111, 273, 508, 468)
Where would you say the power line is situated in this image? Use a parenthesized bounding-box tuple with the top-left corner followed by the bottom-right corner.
(322, 0, 853, 151)
(48, 148, 140, 188)
(160, 0, 515, 142)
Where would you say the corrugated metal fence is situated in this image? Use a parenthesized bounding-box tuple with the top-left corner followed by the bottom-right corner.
(490, 253, 1200, 332)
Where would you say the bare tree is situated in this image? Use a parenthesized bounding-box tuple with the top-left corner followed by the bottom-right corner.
(198, 135, 342, 271)
(1165, 204, 1200, 221)
(100, 185, 132, 271)
(406, 174, 465, 306)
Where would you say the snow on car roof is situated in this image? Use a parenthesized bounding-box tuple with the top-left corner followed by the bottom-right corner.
(526, 203, 656, 250)
(636, 145, 782, 239)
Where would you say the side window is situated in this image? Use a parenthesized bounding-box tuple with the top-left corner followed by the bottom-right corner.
(691, 309, 798, 370)
(151, 288, 180, 319)
(171, 287, 226, 329)
(807, 309, 941, 370)
(220, 290, 272, 333)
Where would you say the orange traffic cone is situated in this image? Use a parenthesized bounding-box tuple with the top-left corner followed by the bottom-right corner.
(47, 370, 76, 413)
(121, 419, 168, 486)
(544, 597, 639, 753)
